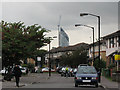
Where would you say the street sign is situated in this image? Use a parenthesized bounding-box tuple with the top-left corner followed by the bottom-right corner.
(114, 54, 120, 60)
(37, 57, 41, 61)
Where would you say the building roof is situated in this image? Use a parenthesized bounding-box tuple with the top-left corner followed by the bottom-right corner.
(89, 40, 105, 47)
(89, 30, 120, 47)
(50, 42, 89, 53)
(103, 30, 120, 39)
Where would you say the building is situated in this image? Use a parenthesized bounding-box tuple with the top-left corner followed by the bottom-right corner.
(103, 30, 120, 67)
(27, 58, 35, 65)
(45, 43, 89, 68)
(88, 40, 107, 64)
(59, 27, 69, 47)
(88, 30, 120, 67)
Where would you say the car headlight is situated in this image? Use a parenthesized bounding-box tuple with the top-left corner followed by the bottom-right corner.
(75, 77, 82, 79)
(79, 77, 82, 79)
(92, 77, 98, 80)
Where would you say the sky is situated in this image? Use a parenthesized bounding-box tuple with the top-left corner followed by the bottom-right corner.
(0, 0, 119, 50)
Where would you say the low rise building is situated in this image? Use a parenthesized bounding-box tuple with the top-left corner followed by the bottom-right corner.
(88, 40, 107, 64)
(45, 43, 89, 68)
(27, 58, 35, 65)
(103, 30, 120, 67)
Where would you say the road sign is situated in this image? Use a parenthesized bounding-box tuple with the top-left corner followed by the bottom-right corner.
(114, 54, 120, 60)
(37, 57, 41, 61)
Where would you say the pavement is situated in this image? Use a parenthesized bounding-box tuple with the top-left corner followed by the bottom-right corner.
(100, 76, 120, 90)
(1, 73, 120, 89)
(2, 73, 49, 88)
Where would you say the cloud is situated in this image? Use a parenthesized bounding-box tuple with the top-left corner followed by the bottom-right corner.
(1, 2, 118, 49)
(0, 2, 2, 20)
(118, 1, 120, 30)
(2, 2, 118, 25)
(1, 0, 120, 2)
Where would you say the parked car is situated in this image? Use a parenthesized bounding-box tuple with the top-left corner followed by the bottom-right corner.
(12, 65, 28, 74)
(0, 67, 12, 75)
(74, 66, 98, 87)
(61, 67, 66, 76)
(56, 67, 63, 74)
(20, 67, 27, 74)
(0, 69, 8, 75)
(42, 67, 49, 72)
(73, 68, 77, 76)
(0, 67, 14, 81)
(42, 67, 55, 72)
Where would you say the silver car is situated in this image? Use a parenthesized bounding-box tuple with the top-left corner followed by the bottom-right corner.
(74, 66, 98, 87)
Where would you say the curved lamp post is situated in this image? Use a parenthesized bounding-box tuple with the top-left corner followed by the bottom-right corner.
(80, 13, 101, 83)
(75, 24, 95, 66)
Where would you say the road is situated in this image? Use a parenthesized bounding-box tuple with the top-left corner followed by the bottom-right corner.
(20, 73, 105, 90)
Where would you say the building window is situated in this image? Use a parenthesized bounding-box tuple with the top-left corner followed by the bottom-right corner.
(109, 38, 111, 48)
(106, 39, 108, 48)
(116, 37, 117, 47)
(112, 37, 114, 48)
(119, 36, 120, 47)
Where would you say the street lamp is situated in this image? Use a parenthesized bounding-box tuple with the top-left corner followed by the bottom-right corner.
(75, 24, 95, 66)
(48, 36, 57, 77)
(80, 13, 101, 83)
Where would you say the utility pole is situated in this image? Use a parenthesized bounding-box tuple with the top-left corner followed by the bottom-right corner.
(58, 15, 61, 47)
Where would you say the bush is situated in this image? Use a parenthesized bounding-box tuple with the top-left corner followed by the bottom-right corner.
(108, 64, 116, 69)
(93, 59, 106, 71)
(21, 64, 28, 67)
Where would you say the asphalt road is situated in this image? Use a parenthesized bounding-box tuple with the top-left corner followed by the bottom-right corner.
(2, 73, 118, 90)
(21, 73, 105, 90)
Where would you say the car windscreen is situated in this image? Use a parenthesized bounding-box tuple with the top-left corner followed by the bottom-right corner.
(77, 66, 97, 74)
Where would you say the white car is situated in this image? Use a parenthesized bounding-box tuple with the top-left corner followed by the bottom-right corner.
(42, 67, 49, 72)
(0, 68, 8, 74)
(74, 68, 77, 73)
(0, 69, 8, 74)
(51, 68, 55, 72)
(61, 67, 66, 72)
(20, 67, 27, 74)
(12, 66, 27, 74)
(42, 67, 55, 72)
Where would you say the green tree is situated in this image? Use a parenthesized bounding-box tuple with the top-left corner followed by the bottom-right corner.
(1, 21, 50, 67)
(60, 47, 88, 67)
(93, 59, 106, 71)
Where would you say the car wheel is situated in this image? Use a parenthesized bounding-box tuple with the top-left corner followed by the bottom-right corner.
(75, 83, 78, 87)
(95, 83, 98, 88)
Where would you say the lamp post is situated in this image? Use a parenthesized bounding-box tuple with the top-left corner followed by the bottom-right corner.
(48, 36, 57, 77)
(75, 24, 95, 66)
(80, 13, 101, 83)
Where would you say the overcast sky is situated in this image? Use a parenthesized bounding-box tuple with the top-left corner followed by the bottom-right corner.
(0, 0, 119, 50)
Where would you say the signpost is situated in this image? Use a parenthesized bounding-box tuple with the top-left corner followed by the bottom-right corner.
(37, 57, 41, 68)
(114, 54, 120, 71)
(115, 55, 120, 60)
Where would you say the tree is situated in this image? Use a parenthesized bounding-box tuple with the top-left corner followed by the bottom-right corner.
(93, 59, 106, 71)
(1, 21, 50, 67)
(59, 47, 88, 67)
